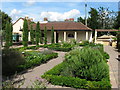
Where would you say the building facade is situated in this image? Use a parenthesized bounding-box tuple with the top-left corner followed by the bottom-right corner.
(13, 18, 93, 43)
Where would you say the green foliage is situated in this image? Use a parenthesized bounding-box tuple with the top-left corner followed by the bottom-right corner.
(39, 24, 43, 44)
(35, 22, 40, 45)
(9, 23, 13, 46)
(79, 40, 90, 46)
(44, 26, 47, 44)
(42, 47, 111, 89)
(117, 32, 120, 51)
(48, 43, 72, 52)
(5, 21, 10, 48)
(17, 51, 58, 71)
(114, 11, 120, 29)
(1, 10, 12, 30)
(2, 49, 25, 76)
(51, 26, 54, 44)
(88, 8, 99, 30)
(22, 19, 28, 47)
(30, 24, 34, 44)
(42, 75, 87, 89)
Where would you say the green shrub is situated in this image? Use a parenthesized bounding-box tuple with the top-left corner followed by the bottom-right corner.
(2, 49, 25, 76)
(42, 75, 87, 89)
(18, 51, 58, 70)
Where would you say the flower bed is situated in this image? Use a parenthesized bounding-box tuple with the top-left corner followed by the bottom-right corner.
(42, 47, 111, 89)
(2, 49, 58, 76)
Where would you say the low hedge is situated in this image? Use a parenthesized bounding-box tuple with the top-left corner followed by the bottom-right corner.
(48, 47, 72, 52)
(42, 74, 111, 89)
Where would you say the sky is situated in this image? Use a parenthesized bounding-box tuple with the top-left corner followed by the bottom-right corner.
(1, 0, 119, 23)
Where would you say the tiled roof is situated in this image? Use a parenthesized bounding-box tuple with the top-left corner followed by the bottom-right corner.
(32, 21, 92, 31)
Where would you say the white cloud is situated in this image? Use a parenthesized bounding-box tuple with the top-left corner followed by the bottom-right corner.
(26, 0, 36, 6)
(10, 9, 22, 16)
(40, 9, 80, 21)
(10, 9, 22, 23)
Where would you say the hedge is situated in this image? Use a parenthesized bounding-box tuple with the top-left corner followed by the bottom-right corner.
(42, 74, 111, 89)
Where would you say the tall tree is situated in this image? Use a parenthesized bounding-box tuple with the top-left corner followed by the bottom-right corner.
(39, 24, 42, 44)
(51, 26, 54, 44)
(114, 11, 120, 29)
(88, 8, 99, 30)
(77, 17, 85, 24)
(35, 22, 40, 45)
(5, 21, 10, 48)
(30, 24, 34, 44)
(44, 26, 47, 44)
(1, 10, 12, 30)
(9, 23, 13, 46)
(22, 19, 28, 47)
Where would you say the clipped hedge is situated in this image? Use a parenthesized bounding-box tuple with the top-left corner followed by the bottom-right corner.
(42, 74, 111, 89)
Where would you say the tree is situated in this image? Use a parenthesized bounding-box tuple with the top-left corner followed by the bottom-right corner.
(88, 8, 99, 30)
(114, 11, 120, 29)
(51, 26, 54, 44)
(9, 23, 13, 46)
(5, 21, 10, 48)
(30, 24, 34, 44)
(35, 22, 40, 45)
(39, 24, 42, 44)
(22, 19, 28, 47)
(1, 10, 12, 30)
(77, 17, 85, 24)
(44, 26, 47, 44)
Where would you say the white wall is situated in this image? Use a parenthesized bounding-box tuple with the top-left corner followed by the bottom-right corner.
(13, 19, 24, 41)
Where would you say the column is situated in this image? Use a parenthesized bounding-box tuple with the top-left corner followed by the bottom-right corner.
(28, 32, 31, 41)
(64, 31, 66, 42)
(74, 31, 77, 40)
(89, 31, 93, 42)
(86, 31, 88, 40)
(95, 30, 97, 43)
(54, 31, 56, 43)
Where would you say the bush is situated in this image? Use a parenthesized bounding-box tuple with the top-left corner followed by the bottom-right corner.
(2, 49, 25, 76)
(42, 75, 87, 89)
(42, 47, 111, 89)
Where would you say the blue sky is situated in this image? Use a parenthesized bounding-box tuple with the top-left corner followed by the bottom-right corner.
(1, 1, 119, 23)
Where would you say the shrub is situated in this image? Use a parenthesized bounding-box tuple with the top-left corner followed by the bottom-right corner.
(42, 47, 111, 89)
(2, 49, 25, 76)
(42, 75, 87, 89)
(17, 51, 58, 70)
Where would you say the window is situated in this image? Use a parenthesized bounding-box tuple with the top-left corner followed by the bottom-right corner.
(68, 34, 74, 38)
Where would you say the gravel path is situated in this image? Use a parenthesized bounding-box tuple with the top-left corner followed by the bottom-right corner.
(104, 46, 119, 89)
(14, 51, 66, 88)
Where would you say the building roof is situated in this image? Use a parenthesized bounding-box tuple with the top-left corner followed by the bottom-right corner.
(32, 21, 92, 31)
(96, 29, 119, 32)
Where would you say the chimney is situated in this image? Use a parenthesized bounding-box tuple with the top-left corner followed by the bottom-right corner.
(25, 16, 29, 20)
(44, 17, 48, 21)
(69, 18, 74, 21)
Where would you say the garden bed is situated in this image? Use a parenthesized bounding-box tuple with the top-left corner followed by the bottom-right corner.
(42, 45, 111, 89)
(2, 49, 58, 76)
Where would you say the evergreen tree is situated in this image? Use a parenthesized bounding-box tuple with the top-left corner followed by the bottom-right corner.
(30, 24, 34, 44)
(77, 17, 85, 24)
(44, 26, 47, 44)
(22, 19, 28, 47)
(114, 11, 120, 29)
(5, 21, 10, 48)
(51, 26, 54, 44)
(39, 24, 42, 44)
(9, 23, 13, 46)
(36, 22, 40, 45)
